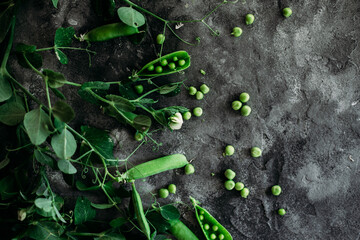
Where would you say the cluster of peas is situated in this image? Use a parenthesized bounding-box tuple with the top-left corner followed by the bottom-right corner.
(145, 55, 186, 74)
(232, 92, 251, 116)
(181, 83, 210, 120)
(271, 185, 286, 216)
(224, 169, 249, 198)
(199, 212, 226, 240)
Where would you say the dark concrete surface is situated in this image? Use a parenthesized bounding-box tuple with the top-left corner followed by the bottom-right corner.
(8, 0, 360, 239)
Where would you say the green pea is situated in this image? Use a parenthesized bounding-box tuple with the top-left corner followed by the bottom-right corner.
(204, 224, 210, 230)
(155, 66, 163, 73)
(168, 184, 176, 194)
(212, 225, 219, 231)
(168, 62, 176, 70)
(224, 169, 236, 180)
(134, 84, 144, 94)
(200, 84, 210, 94)
(182, 111, 191, 120)
(241, 187, 250, 198)
(160, 59, 168, 66)
(218, 234, 225, 240)
(239, 92, 250, 103)
(159, 188, 169, 198)
(251, 147, 262, 157)
(185, 164, 195, 175)
(134, 132, 144, 141)
(178, 59, 186, 66)
(173, 56, 178, 61)
(199, 215, 204, 221)
(224, 180, 235, 190)
(245, 14, 255, 25)
(189, 86, 197, 96)
(235, 182, 244, 191)
(196, 91, 204, 100)
(156, 33, 165, 44)
(193, 107, 203, 117)
(147, 65, 154, 71)
(200, 210, 205, 215)
(282, 7, 292, 18)
(278, 208, 286, 216)
(231, 27, 243, 37)
(223, 145, 235, 156)
(232, 100, 242, 111)
(210, 233, 217, 239)
(271, 185, 282, 196)
(240, 105, 251, 116)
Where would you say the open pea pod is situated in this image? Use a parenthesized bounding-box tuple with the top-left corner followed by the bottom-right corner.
(134, 51, 190, 78)
(190, 197, 233, 240)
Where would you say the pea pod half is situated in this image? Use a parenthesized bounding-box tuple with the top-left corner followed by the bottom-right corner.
(190, 197, 233, 240)
(82, 22, 140, 42)
(132, 181, 151, 240)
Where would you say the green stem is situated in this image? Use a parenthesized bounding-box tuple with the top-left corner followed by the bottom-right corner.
(6, 143, 32, 152)
(1, 16, 15, 69)
(64, 81, 81, 87)
(166, 24, 197, 46)
(22, 53, 45, 78)
(36, 46, 96, 54)
(158, 22, 167, 58)
(201, 0, 227, 21)
(201, 20, 219, 36)
(44, 78, 52, 119)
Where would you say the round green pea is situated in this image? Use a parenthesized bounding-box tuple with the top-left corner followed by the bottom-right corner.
(200, 84, 210, 94)
(212, 225, 219, 231)
(200, 210, 205, 215)
(199, 214, 204, 221)
(160, 59, 168, 66)
(173, 56, 178, 61)
(147, 65, 154, 71)
(155, 66, 163, 73)
(223, 145, 235, 156)
(168, 184, 176, 194)
(182, 111, 191, 120)
(204, 224, 210, 230)
(231, 27, 243, 37)
(185, 164, 195, 175)
(235, 182, 245, 191)
(159, 188, 169, 198)
(278, 208, 286, 216)
(251, 147, 262, 158)
(239, 92, 250, 103)
(134, 84, 144, 94)
(224, 180, 235, 190)
(245, 14, 255, 25)
(156, 34, 165, 44)
(271, 185, 282, 196)
(240, 105, 251, 116)
(282, 7, 292, 18)
(178, 59, 186, 66)
(232, 100, 242, 111)
(168, 62, 176, 70)
(218, 234, 225, 240)
(196, 91, 204, 100)
(224, 169, 236, 180)
(134, 132, 144, 141)
(210, 233, 216, 239)
(193, 107, 203, 117)
(241, 187, 250, 198)
(189, 86, 197, 96)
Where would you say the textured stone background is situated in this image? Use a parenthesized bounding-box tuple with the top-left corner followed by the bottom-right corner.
(9, 0, 360, 239)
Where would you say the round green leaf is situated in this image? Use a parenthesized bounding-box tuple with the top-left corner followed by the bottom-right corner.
(23, 108, 52, 145)
(117, 7, 145, 28)
(52, 100, 75, 123)
(51, 128, 77, 159)
(57, 159, 77, 174)
(0, 101, 25, 126)
(160, 205, 180, 221)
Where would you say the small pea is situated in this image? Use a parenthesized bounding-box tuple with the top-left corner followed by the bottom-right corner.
(245, 14, 255, 25)
(168, 62, 176, 70)
(134, 132, 144, 141)
(156, 34, 165, 44)
(224, 180, 235, 190)
(210, 233, 217, 239)
(185, 164, 195, 175)
(271, 185, 282, 196)
(232, 100, 242, 111)
(204, 223, 210, 230)
(278, 208, 286, 216)
(199, 215, 204, 221)
(200, 210, 205, 215)
(155, 66, 163, 73)
(134, 84, 144, 94)
(218, 234, 225, 240)
(178, 59, 186, 66)
(282, 7, 292, 18)
(251, 147, 262, 158)
(239, 92, 250, 103)
(182, 111, 191, 120)
(200, 84, 210, 94)
(223, 145, 235, 156)
(235, 182, 245, 191)
(224, 169, 236, 180)
(241, 187, 250, 198)
(200, 69, 206, 75)
(193, 107, 203, 117)
(173, 56, 178, 61)
(159, 188, 169, 198)
(147, 65, 154, 71)
(196, 91, 204, 100)
(160, 59, 168, 66)
(189, 86, 197, 96)
(231, 27, 243, 37)
(240, 105, 251, 116)
(212, 225, 219, 231)
(168, 184, 176, 194)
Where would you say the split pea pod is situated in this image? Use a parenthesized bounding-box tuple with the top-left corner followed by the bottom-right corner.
(190, 197, 233, 240)
(168, 219, 199, 240)
(131, 181, 151, 240)
(82, 22, 140, 42)
(121, 154, 189, 181)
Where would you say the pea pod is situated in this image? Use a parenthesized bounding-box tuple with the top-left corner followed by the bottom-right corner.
(132, 181, 151, 240)
(190, 197, 233, 240)
(82, 22, 140, 42)
(168, 219, 199, 240)
(120, 154, 188, 181)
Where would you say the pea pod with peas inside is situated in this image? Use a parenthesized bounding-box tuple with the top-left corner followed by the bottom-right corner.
(131, 181, 151, 240)
(81, 22, 140, 42)
(190, 197, 233, 240)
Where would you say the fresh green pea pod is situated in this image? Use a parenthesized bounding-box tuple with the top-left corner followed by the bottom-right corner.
(120, 154, 188, 181)
(190, 197, 233, 240)
(168, 219, 199, 240)
(135, 51, 190, 77)
(82, 22, 140, 42)
(132, 181, 151, 240)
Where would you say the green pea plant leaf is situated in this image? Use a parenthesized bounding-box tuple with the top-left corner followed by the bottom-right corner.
(51, 0, 59, 8)
(0, 0, 15, 44)
(34, 149, 56, 168)
(160, 205, 180, 221)
(0, 99, 25, 126)
(0, 71, 12, 102)
(15, 43, 43, 69)
(117, 7, 145, 28)
(57, 159, 77, 174)
(25, 221, 65, 240)
(43, 69, 67, 88)
(51, 128, 77, 160)
(74, 196, 96, 225)
(23, 108, 52, 145)
(54, 27, 75, 64)
(52, 100, 75, 123)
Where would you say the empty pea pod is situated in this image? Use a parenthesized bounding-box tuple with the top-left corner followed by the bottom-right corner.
(81, 22, 140, 42)
(131, 181, 151, 240)
(190, 197, 233, 240)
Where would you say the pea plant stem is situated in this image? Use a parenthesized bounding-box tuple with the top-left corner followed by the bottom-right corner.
(36, 46, 96, 54)
(1, 16, 15, 69)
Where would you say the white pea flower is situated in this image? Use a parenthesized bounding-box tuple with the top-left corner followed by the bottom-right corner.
(169, 112, 183, 130)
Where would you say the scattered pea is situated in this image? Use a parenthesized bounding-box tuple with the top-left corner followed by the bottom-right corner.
(159, 188, 169, 198)
(204, 224, 210, 230)
(147, 65, 154, 71)
(212, 225, 219, 231)
(282, 7, 292, 18)
(240, 105, 251, 116)
(271, 185, 282, 196)
(160, 59, 168, 66)
(189, 86, 197, 96)
(218, 234, 225, 240)
(251, 147, 262, 158)
(278, 208, 286, 216)
(196, 91, 204, 100)
(239, 92, 250, 103)
(185, 164, 195, 175)
(224, 180, 235, 190)
(200, 84, 210, 94)
(173, 56, 178, 61)
(168, 184, 176, 194)
(232, 100, 242, 111)
(155, 66, 163, 73)
(199, 215, 204, 221)
(168, 62, 176, 70)
(178, 59, 186, 66)
(193, 107, 203, 117)
(134, 132, 144, 141)
(240, 187, 250, 198)
(245, 14, 255, 25)
(200, 69, 206, 75)
(231, 27, 243, 37)
(224, 169, 236, 180)
(156, 33, 165, 44)
(223, 145, 235, 156)
(134, 84, 144, 94)
(182, 111, 191, 120)
(235, 182, 245, 191)
(210, 233, 217, 239)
